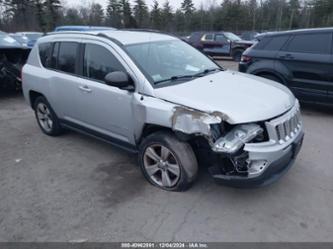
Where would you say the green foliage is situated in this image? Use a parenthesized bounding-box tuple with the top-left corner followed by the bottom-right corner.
(106, 0, 122, 28)
(150, 0, 162, 30)
(133, 0, 149, 28)
(1, 0, 333, 34)
(181, 0, 195, 15)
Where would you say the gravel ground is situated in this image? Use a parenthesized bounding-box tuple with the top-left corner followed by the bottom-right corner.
(0, 60, 332, 242)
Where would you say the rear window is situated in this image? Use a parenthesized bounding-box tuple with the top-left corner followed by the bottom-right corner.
(39, 43, 52, 67)
(57, 42, 79, 74)
(254, 35, 289, 51)
(204, 34, 214, 41)
(284, 33, 331, 54)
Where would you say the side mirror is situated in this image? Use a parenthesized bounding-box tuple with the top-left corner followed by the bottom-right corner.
(104, 71, 135, 91)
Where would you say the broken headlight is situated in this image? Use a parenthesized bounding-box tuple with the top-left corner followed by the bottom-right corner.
(213, 124, 263, 154)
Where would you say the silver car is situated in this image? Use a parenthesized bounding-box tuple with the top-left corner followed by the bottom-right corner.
(22, 30, 304, 191)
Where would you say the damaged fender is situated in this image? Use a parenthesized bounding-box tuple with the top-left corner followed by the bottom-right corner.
(172, 106, 226, 138)
(133, 94, 227, 145)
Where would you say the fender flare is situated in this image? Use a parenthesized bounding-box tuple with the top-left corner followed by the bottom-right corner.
(247, 60, 291, 85)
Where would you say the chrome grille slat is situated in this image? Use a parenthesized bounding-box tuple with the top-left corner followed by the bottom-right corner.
(265, 101, 302, 144)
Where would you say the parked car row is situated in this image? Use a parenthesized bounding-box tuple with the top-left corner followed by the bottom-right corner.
(187, 31, 255, 61)
(239, 27, 333, 104)
(9, 32, 43, 48)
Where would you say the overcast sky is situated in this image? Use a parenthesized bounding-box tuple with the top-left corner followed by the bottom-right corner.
(64, 0, 219, 10)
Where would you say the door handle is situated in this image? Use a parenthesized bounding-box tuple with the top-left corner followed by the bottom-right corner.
(79, 85, 92, 93)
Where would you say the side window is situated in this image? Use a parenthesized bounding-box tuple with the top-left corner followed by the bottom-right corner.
(215, 34, 227, 43)
(50, 42, 59, 69)
(203, 34, 213, 41)
(57, 42, 79, 74)
(263, 35, 290, 50)
(83, 44, 125, 82)
(284, 33, 331, 54)
(39, 43, 52, 67)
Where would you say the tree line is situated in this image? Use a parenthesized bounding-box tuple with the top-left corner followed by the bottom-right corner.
(1, 0, 333, 34)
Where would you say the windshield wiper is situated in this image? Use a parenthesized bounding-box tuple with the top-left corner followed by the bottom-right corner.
(155, 74, 201, 85)
(154, 68, 222, 85)
(193, 68, 222, 77)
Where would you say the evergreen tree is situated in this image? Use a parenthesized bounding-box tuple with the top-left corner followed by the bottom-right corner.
(161, 0, 173, 31)
(45, 0, 61, 30)
(106, 0, 122, 28)
(150, 0, 162, 30)
(288, 0, 300, 29)
(89, 3, 104, 26)
(34, 0, 47, 32)
(181, 0, 195, 15)
(133, 0, 149, 28)
(181, 0, 195, 31)
(120, 0, 137, 28)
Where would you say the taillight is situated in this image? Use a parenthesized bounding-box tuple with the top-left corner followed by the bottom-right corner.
(241, 55, 252, 63)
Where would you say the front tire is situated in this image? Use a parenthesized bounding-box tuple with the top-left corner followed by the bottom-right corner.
(139, 131, 198, 191)
(34, 96, 63, 136)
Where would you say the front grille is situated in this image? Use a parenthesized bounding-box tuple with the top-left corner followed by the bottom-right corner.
(265, 101, 302, 144)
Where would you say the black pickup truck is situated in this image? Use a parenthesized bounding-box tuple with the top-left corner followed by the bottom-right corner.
(188, 31, 255, 61)
(188, 32, 255, 61)
(0, 31, 30, 90)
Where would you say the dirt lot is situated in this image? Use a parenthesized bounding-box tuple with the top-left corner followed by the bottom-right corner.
(0, 60, 333, 242)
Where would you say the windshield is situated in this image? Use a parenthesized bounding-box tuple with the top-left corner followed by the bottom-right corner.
(125, 40, 220, 86)
(224, 32, 241, 42)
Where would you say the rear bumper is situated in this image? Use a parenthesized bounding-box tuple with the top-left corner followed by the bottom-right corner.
(238, 62, 248, 73)
(210, 131, 304, 188)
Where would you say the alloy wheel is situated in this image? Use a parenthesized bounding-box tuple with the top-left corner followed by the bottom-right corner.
(143, 144, 181, 188)
(36, 102, 53, 133)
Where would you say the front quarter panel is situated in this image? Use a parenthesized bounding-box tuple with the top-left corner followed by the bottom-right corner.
(132, 93, 177, 142)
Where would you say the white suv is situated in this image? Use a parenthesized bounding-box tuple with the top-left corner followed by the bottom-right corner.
(22, 30, 304, 191)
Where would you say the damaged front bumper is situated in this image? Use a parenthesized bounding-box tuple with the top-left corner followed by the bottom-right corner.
(209, 130, 304, 187)
(208, 101, 304, 187)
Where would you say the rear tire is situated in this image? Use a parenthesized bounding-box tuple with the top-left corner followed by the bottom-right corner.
(34, 96, 63, 136)
(232, 50, 243, 62)
(139, 131, 198, 191)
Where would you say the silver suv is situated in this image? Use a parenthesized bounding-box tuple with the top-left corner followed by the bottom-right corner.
(22, 30, 304, 191)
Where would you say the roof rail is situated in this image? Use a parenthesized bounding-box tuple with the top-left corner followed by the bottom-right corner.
(121, 28, 178, 38)
(97, 33, 124, 46)
(46, 31, 99, 37)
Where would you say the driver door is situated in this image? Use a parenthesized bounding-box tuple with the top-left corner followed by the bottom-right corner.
(75, 42, 134, 143)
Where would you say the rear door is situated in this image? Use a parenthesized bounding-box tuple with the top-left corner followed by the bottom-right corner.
(277, 32, 331, 103)
(327, 37, 333, 103)
(47, 41, 83, 122)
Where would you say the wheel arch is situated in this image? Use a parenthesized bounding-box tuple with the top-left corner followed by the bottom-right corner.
(248, 60, 291, 85)
(231, 47, 245, 55)
(138, 123, 192, 143)
(29, 90, 45, 109)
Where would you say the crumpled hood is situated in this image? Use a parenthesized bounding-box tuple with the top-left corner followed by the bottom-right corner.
(154, 71, 295, 124)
